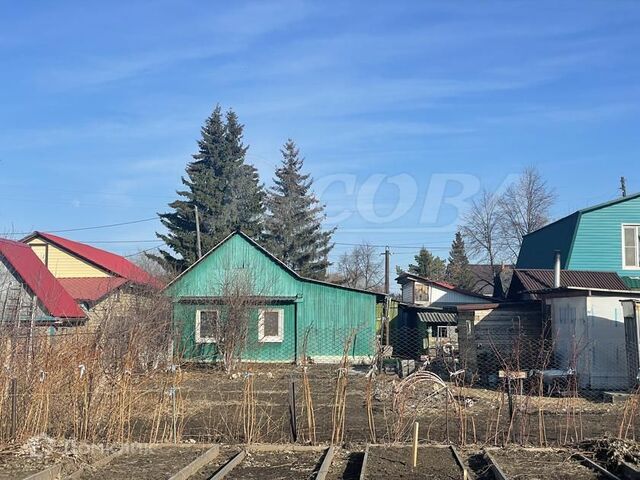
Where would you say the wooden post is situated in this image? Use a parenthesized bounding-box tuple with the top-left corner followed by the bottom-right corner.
(412, 422, 419, 468)
(10, 377, 17, 441)
(288, 376, 297, 443)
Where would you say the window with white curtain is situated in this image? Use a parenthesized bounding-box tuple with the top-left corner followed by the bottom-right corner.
(623, 225, 640, 268)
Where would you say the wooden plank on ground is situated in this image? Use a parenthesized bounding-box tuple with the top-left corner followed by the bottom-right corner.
(168, 444, 220, 480)
(620, 460, 640, 480)
(246, 444, 326, 452)
(572, 453, 622, 480)
(450, 445, 469, 480)
(484, 451, 509, 480)
(315, 446, 335, 480)
(68, 447, 125, 479)
(209, 450, 246, 480)
(358, 444, 370, 480)
(23, 464, 61, 480)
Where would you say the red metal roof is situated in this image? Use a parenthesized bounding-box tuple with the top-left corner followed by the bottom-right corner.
(0, 238, 86, 319)
(25, 232, 162, 289)
(58, 277, 129, 303)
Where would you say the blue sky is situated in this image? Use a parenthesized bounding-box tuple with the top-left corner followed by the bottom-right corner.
(1, 1, 639, 273)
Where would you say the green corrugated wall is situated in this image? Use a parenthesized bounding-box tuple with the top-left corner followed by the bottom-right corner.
(168, 234, 378, 363)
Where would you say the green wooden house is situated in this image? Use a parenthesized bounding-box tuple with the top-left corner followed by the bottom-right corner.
(166, 231, 383, 364)
(516, 192, 640, 288)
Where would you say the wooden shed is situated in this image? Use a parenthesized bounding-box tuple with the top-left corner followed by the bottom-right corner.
(457, 301, 546, 386)
(166, 231, 383, 364)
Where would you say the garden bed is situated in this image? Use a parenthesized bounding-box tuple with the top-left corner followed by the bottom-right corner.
(487, 448, 607, 480)
(224, 449, 323, 480)
(74, 444, 209, 480)
(362, 445, 462, 480)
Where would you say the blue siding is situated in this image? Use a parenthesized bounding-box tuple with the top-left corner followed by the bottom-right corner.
(568, 196, 640, 277)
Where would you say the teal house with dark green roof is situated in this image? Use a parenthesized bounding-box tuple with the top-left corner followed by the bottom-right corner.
(166, 231, 383, 364)
(516, 192, 640, 288)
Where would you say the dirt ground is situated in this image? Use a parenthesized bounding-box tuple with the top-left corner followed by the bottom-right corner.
(153, 364, 636, 446)
(190, 446, 241, 480)
(225, 450, 323, 480)
(324, 448, 365, 480)
(74, 445, 208, 480)
(363, 446, 461, 480)
(0, 453, 53, 480)
(0, 437, 111, 480)
(489, 448, 604, 480)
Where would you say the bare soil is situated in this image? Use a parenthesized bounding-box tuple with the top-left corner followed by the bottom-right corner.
(75, 445, 208, 480)
(190, 446, 241, 480)
(155, 365, 636, 446)
(324, 448, 365, 480)
(0, 453, 53, 480)
(489, 448, 604, 480)
(363, 446, 461, 480)
(225, 450, 323, 480)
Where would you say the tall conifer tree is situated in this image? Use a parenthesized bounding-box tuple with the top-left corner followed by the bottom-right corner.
(152, 105, 264, 271)
(445, 231, 474, 289)
(407, 248, 446, 280)
(263, 139, 334, 279)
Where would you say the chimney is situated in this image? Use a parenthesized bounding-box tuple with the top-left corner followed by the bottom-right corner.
(553, 250, 561, 288)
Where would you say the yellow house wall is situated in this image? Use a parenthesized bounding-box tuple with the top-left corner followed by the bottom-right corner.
(27, 238, 110, 278)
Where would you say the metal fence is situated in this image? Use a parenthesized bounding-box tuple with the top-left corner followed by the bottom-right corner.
(0, 321, 638, 448)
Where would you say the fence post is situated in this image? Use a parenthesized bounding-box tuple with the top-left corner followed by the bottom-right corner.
(10, 377, 17, 441)
(288, 376, 297, 443)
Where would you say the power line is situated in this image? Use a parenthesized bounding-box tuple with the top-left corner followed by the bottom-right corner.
(9, 217, 158, 236)
(124, 244, 164, 258)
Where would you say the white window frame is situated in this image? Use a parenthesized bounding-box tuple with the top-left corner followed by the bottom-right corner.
(622, 224, 640, 269)
(195, 309, 219, 344)
(258, 308, 284, 343)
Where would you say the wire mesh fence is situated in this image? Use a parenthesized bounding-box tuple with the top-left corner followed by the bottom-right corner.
(0, 311, 639, 448)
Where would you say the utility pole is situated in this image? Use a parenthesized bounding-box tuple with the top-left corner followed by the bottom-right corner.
(620, 177, 628, 198)
(382, 246, 391, 348)
(194, 205, 203, 259)
(384, 246, 391, 295)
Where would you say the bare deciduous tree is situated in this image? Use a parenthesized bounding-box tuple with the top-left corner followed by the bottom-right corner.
(334, 243, 383, 291)
(462, 188, 503, 271)
(462, 167, 555, 268)
(216, 267, 256, 373)
(498, 166, 555, 260)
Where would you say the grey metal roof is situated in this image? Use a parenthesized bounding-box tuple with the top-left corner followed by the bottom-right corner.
(512, 269, 628, 293)
(416, 311, 457, 325)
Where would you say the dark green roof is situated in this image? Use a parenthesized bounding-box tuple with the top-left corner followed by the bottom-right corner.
(516, 212, 579, 269)
(622, 276, 640, 290)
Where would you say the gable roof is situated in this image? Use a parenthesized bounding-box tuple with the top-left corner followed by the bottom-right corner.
(0, 238, 86, 319)
(166, 230, 384, 298)
(516, 192, 640, 270)
(396, 272, 494, 301)
(22, 232, 162, 289)
(509, 269, 629, 296)
(58, 277, 129, 303)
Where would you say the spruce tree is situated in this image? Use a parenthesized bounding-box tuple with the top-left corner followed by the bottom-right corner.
(445, 231, 475, 289)
(408, 248, 446, 280)
(151, 105, 264, 271)
(263, 139, 334, 279)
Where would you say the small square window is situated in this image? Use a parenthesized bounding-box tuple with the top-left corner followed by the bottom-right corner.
(258, 309, 284, 343)
(196, 310, 219, 343)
